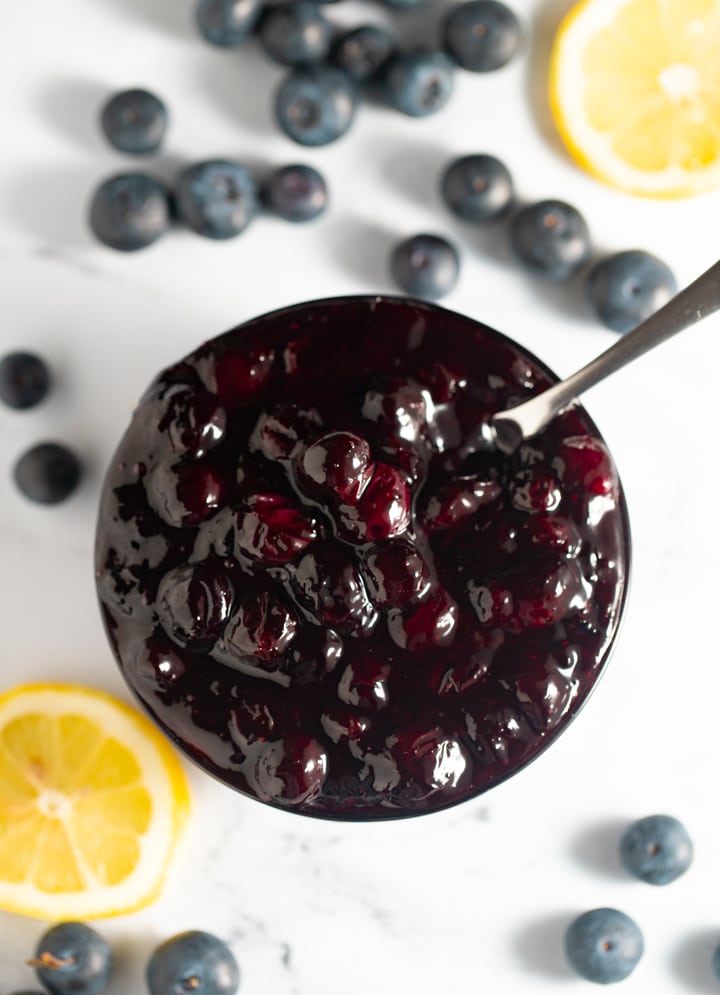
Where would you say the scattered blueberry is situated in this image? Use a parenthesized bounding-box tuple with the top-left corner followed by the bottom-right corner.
(712, 941, 720, 982)
(619, 814, 693, 885)
(195, 0, 263, 47)
(89, 172, 170, 251)
(381, 0, 431, 8)
(31, 923, 112, 995)
(509, 199, 591, 282)
(585, 250, 678, 333)
(146, 931, 240, 995)
(390, 233, 460, 299)
(258, 1, 333, 66)
(383, 49, 455, 117)
(175, 159, 259, 239)
(0, 351, 51, 410)
(262, 163, 328, 221)
(13, 442, 83, 505)
(440, 153, 514, 222)
(443, 0, 521, 72)
(330, 25, 396, 83)
(100, 88, 168, 155)
(275, 66, 358, 146)
(565, 908, 643, 985)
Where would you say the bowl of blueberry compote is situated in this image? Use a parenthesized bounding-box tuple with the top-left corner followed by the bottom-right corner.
(95, 295, 630, 820)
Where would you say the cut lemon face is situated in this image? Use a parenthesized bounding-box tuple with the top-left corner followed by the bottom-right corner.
(0, 684, 190, 919)
(549, 0, 720, 197)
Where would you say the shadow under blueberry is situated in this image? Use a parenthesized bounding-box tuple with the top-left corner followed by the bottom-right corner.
(35, 77, 110, 152)
(670, 929, 720, 994)
(525, 0, 577, 156)
(102, 0, 193, 40)
(379, 138, 454, 212)
(324, 214, 397, 289)
(3, 164, 106, 248)
(512, 911, 577, 981)
(569, 818, 631, 881)
(190, 47, 282, 140)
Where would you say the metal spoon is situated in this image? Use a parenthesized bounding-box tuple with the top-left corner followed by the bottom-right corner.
(487, 258, 720, 454)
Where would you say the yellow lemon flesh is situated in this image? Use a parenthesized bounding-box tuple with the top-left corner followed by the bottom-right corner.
(549, 0, 720, 197)
(0, 684, 189, 919)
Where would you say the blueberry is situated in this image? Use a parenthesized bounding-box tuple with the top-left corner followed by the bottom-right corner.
(0, 351, 51, 410)
(713, 941, 720, 982)
(381, 0, 431, 8)
(89, 172, 170, 251)
(146, 931, 240, 995)
(195, 0, 262, 46)
(619, 814, 693, 885)
(262, 163, 328, 221)
(391, 233, 460, 299)
(443, 1, 520, 72)
(383, 49, 455, 117)
(330, 25, 396, 83)
(585, 250, 678, 333)
(565, 908, 643, 984)
(509, 199, 591, 282)
(275, 66, 357, 146)
(258, 1, 333, 66)
(441, 153, 514, 222)
(175, 159, 259, 239)
(100, 88, 168, 155)
(13, 442, 82, 504)
(31, 923, 112, 995)
(156, 562, 234, 648)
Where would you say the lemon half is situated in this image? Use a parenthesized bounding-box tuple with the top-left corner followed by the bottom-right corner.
(549, 0, 720, 197)
(0, 684, 190, 919)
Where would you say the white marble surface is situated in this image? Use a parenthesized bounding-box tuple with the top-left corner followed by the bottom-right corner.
(2, 1, 720, 992)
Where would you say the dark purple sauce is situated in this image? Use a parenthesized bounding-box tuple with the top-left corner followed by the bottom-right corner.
(95, 296, 630, 819)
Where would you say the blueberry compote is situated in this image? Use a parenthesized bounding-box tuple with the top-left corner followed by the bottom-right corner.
(95, 297, 629, 819)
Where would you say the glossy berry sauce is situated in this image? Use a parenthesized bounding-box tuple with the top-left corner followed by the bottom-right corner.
(95, 296, 630, 820)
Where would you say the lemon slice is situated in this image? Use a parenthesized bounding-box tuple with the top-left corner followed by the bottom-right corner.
(0, 683, 190, 919)
(549, 0, 720, 197)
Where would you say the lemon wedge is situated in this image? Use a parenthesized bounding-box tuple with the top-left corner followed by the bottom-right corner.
(0, 683, 190, 919)
(549, 0, 720, 197)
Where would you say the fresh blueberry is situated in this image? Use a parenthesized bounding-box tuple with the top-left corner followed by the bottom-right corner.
(258, 1, 333, 67)
(509, 199, 591, 282)
(146, 931, 240, 995)
(31, 923, 112, 995)
(275, 66, 357, 146)
(195, 0, 263, 46)
(381, 0, 431, 8)
(383, 49, 455, 117)
(619, 814, 693, 885)
(13, 442, 82, 504)
(585, 250, 678, 333)
(391, 233, 460, 299)
(89, 172, 170, 251)
(100, 88, 168, 155)
(713, 941, 720, 982)
(565, 908, 643, 984)
(441, 153, 514, 222)
(330, 25, 396, 83)
(262, 163, 328, 221)
(0, 351, 51, 410)
(175, 159, 259, 239)
(443, 1, 521, 72)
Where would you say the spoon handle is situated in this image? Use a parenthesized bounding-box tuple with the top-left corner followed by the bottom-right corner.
(492, 258, 720, 453)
